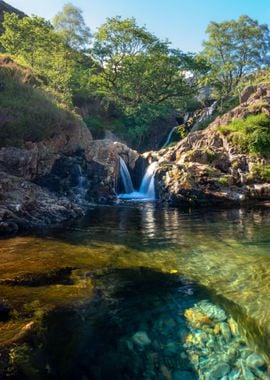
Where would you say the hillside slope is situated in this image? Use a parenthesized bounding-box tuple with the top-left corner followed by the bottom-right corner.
(152, 85, 270, 205)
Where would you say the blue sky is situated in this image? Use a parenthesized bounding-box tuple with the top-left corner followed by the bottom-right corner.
(7, 0, 270, 52)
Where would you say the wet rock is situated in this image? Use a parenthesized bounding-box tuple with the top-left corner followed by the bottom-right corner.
(197, 300, 227, 322)
(184, 307, 212, 328)
(160, 364, 172, 380)
(132, 331, 151, 347)
(246, 352, 265, 369)
(228, 318, 239, 337)
(207, 362, 230, 379)
(219, 322, 231, 342)
(241, 365, 256, 380)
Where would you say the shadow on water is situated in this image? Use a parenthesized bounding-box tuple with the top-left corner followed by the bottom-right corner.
(12, 269, 212, 380)
(2, 204, 270, 378)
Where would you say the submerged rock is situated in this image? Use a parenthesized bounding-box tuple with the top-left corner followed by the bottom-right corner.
(132, 331, 151, 347)
(207, 362, 230, 379)
(246, 352, 265, 369)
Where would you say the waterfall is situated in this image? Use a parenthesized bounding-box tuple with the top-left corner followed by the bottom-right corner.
(75, 164, 87, 201)
(119, 157, 135, 194)
(191, 101, 218, 131)
(118, 161, 157, 201)
(162, 126, 178, 148)
(138, 162, 157, 199)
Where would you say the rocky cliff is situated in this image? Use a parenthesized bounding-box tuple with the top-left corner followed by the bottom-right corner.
(153, 84, 270, 206)
(0, 57, 140, 235)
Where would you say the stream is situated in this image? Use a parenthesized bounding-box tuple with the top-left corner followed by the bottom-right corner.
(1, 204, 270, 379)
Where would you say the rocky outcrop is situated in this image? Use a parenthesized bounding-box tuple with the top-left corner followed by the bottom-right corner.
(34, 139, 140, 203)
(152, 85, 270, 206)
(0, 172, 83, 234)
(211, 84, 270, 128)
(0, 120, 93, 180)
(0, 135, 141, 234)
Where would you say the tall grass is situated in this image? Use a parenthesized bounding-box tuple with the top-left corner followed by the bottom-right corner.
(0, 57, 82, 147)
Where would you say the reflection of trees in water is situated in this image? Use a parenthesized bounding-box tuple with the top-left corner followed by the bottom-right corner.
(67, 205, 270, 249)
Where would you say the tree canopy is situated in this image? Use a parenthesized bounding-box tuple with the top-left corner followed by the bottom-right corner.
(52, 3, 91, 51)
(201, 15, 270, 99)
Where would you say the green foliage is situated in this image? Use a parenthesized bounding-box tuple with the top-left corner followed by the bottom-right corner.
(0, 59, 82, 147)
(249, 163, 270, 182)
(92, 16, 195, 109)
(0, 12, 93, 105)
(90, 16, 205, 145)
(52, 3, 91, 51)
(201, 15, 270, 99)
(219, 114, 270, 156)
(217, 176, 229, 186)
(204, 148, 218, 163)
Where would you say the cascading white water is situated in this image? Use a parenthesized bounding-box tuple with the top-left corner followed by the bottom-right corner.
(118, 161, 157, 201)
(191, 101, 218, 131)
(119, 157, 135, 194)
(75, 164, 87, 201)
(161, 126, 177, 148)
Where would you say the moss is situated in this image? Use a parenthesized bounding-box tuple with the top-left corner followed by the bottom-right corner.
(219, 114, 270, 157)
(217, 177, 229, 186)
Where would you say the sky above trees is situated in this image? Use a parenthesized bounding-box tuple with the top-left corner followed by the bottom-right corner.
(7, 0, 270, 52)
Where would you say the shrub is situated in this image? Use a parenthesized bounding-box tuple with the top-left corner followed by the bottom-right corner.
(219, 114, 270, 156)
(249, 163, 270, 182)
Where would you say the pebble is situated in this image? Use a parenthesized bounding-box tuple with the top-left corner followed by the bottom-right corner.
(246, 352, 265, 369)
(132, 331, 151, 347)
(241, 365, 256, 380)
(219, 322, 231, 342)
(197, 300, 227, 322)
(207, 362, 231, 379)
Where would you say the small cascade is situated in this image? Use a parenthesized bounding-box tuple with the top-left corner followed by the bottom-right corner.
(119, 157, 135, 194)
(75, 164, 87, 201)
(161, 126, 178, 148)
(191, 101, 218, 131)
(118, 161, 157, 201)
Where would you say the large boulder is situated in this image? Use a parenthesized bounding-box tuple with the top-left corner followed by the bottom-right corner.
(0, 122, 92, 180)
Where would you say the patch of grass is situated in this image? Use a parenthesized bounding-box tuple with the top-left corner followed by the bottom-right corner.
(217, 176, 229, 186)
(249, 163, 270, 183)
(0, 56, 83, 147)
(219, 114, 270, 157)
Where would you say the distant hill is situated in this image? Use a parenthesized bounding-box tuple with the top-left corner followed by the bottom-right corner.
(0, 0, 25, 33)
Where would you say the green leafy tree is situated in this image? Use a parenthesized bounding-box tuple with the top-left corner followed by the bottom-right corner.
(0, 12, 92, 105)
(91, 16, 200, 141)
(201, 15, 270, 99)
(53, 3, 91, 51)
(0, 12, 54, 68)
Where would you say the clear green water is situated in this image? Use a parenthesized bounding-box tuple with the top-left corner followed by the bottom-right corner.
(1, 204, 270, 379)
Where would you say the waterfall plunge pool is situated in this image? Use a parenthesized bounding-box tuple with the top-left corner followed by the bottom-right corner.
(1, 204, 270, 379)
